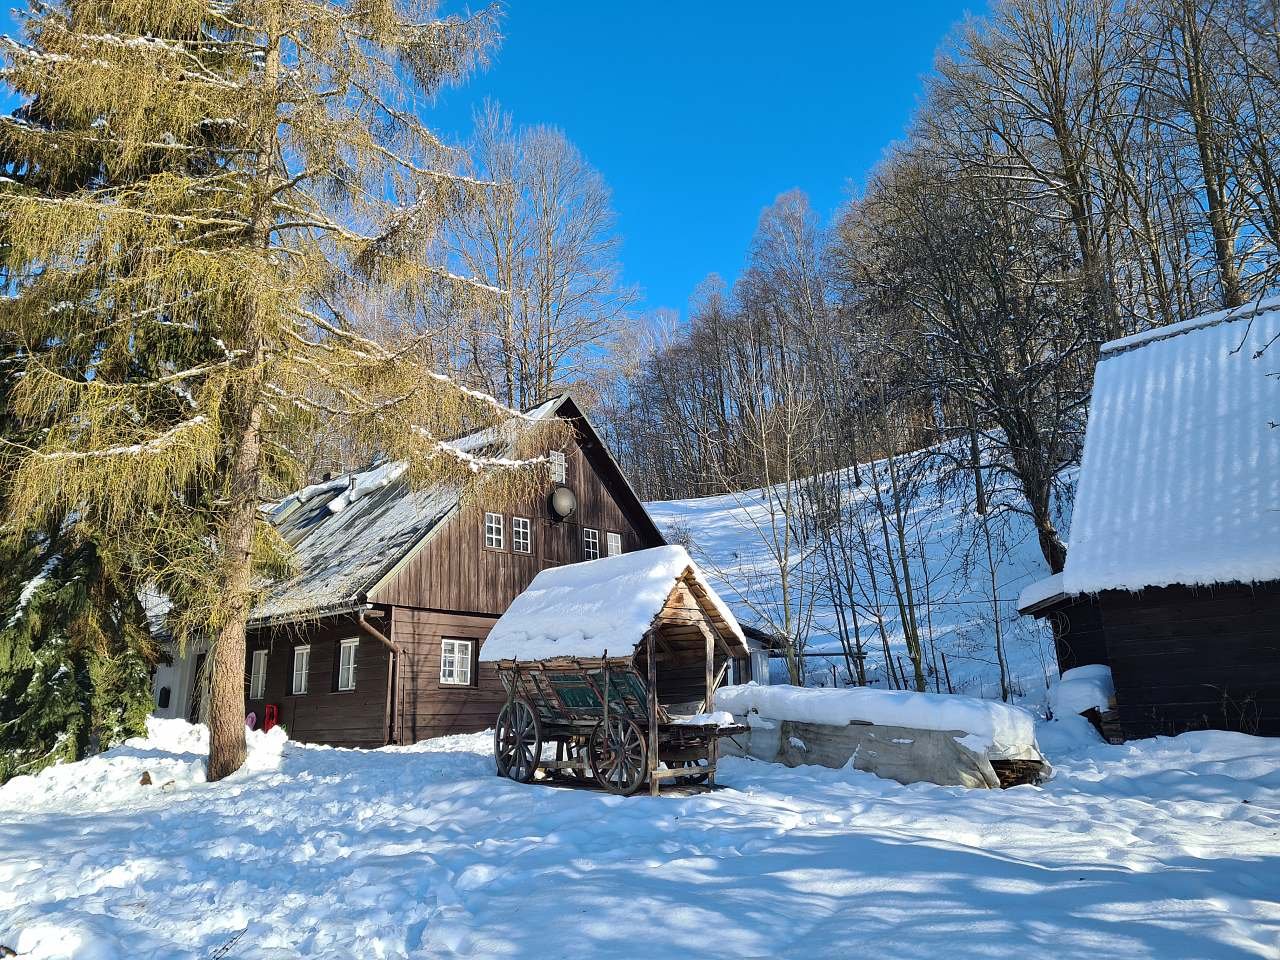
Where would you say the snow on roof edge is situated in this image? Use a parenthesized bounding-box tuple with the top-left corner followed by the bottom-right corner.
(1016, 572, 1067, 613)
(1099, 294, 1280, 357)
(480, 545, 744, 662)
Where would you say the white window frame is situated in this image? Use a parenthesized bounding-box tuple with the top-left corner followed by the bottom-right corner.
(484, 512, 504, 550)
(583, 527, 600, 560)
(291, 645, 310, 695)
(440, 638, 473, 686)
(549, 450, 566, 484)
(249, 649, 267, 700)
(337, 638, 358, 692)
(606, 531, 623, 557)
(512, 516, 532, 554)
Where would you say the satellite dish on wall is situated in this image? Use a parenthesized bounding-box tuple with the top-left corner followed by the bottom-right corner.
(549, 486, 578, 520)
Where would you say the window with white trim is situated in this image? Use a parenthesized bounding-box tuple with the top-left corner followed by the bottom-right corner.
(249, 649, 267, 700)
(484, 512, 504, 549)
(291, 645, 310, 695)
(549, 450, 566, 484)
(440, 638, 473, 686)
(583, 527, 600, 560)
(337, 638, 358, 691)
(512, 517, 531, 554)
(606, 531, 623, 557)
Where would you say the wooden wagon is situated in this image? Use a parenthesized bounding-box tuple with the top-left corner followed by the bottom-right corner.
(481, 546, 750, 796)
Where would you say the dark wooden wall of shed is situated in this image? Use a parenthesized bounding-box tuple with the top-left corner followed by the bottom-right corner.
(391, 606, 506, 743)
(1100, 581, 1280, 738)
(1049, 597, 1108, 673)
(245, 615, 391, 748)
(371, 428, 662, 615)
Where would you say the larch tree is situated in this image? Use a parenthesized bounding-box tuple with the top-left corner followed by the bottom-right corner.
(1, 0, 564, 781)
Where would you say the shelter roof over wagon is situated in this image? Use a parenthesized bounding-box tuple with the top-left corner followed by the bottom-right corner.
(480, 545, 748, 662)
(1061, 297, 1280, 596)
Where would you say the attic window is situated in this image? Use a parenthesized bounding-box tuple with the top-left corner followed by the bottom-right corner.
(549, 450, 566, 484)
(512, 517, 532, 554)
(484, 512, 504, 550)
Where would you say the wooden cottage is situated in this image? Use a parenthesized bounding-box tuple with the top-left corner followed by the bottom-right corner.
(1020, 301, 1280, 739)
(153, 394, 676, 746)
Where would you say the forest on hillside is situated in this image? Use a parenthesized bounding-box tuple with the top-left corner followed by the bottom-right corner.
(2, 0, 1279, 779)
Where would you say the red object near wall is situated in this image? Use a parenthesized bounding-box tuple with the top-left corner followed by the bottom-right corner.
(263, 703, 279, 732)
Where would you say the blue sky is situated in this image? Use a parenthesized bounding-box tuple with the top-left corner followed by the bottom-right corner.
(1, 2, 979, 315)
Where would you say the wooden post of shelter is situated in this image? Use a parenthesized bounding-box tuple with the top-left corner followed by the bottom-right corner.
(705, 618, 716, 787)
(646, 629, 659, 797)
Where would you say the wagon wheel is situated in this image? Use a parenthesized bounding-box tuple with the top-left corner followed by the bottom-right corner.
(495, 699, 542, 783)
(667, 758, 710, 786)
(589, 717, 648, 796)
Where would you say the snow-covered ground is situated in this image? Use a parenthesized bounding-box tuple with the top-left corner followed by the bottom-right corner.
(647, 456, 1066, 704)
(3, 718, 1279, 959)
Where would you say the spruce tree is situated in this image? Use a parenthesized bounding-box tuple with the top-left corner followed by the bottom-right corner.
(0, 85, 158, 784)
(1, 0, 562, 780)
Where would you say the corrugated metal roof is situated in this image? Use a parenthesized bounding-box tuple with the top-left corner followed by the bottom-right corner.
(250, 472, 459, 626)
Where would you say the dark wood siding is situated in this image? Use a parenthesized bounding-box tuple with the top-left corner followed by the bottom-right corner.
(1099, 581, 1280, 738)
(391, 607, 506, 743)
(245, 614, 391, 748)
(371, 429, 662, 615)
(1048, 597, 1108, 673)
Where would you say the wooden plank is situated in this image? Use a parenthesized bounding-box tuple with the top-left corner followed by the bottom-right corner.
(647, 629, 659, 798)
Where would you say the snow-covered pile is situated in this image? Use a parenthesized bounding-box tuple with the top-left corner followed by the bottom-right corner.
(481, 544, 742, 661)
(4, 720, 1280, 958)
(0, 717, 285, 812)
(717, 682, 1040, 760)
(1065, 299, 1280, 593)
(1049, 664, 1115, 717)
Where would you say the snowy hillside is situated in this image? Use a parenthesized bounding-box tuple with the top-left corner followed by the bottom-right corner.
(3, 717, 1279, 958)
(647, 450, 1069, 705)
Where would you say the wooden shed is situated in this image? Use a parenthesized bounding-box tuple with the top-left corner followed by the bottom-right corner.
(481, 545, 750, 794)
(1020, 301, 1280, 739)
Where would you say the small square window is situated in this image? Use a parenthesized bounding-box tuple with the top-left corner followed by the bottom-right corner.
(513, 517, 531, 554)
(484, 512, 504, 550)
(249, 649, 267, 700)
(583, 527, 600, 561)
(337, 638, 358, 691)
(292, 645, 310, 695)
(440, 638, 473, 686)
(606, 532, 623, 557)
(549, 450, 566, 484)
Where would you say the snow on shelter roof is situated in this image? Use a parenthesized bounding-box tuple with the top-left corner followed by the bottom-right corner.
(249, 397, 565, 626)
(480, 545, 747, 662)
(1062, 299, 1280, 595)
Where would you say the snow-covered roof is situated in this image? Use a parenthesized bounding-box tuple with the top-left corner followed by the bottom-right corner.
(1063, 299, 1280, 594)
(250, 397, 567, 626)
(1016, 572, 1065, 614)
(251, 464, 460, 625)
(480, 545, 746, 661)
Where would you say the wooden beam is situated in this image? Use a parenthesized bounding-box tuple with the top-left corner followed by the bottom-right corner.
(647, 629, 660, 798)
